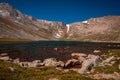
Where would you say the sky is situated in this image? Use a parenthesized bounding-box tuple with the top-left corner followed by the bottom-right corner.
(0, 0, 120, 23)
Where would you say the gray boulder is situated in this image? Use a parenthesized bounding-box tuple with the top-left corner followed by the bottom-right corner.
(78, 55, 100, 73)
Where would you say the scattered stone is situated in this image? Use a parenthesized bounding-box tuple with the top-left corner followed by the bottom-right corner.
(19, 62, 30, 67)
(56, 67, 63, 71)
(63, 69, 69, 73)
(65, 59, 81, 68)
(56, 61, 64, 67)
(29, 62, 44, 67)
(114, 72, 119, 76)
(110, 61, 116, 65)
(0, 56, 10, 61)
(92, 73, 120, 80)
(117, 57, 120, 60)
(48, 78, 59, 80)
(93, 50, 102, 54)
(13, 58, 20, 63)
(78, 55, 100, 73)
(78, 57, 86, 62)
(9, 67, 16, 72)
(90, 69, 95, 73)
(71, 53, 87, 58)
(32, 60, 41, 63)
(0, 53, 8, 57)
(119, 65, 120, 70)
(54, 48, 58, 51)
(43, 58, 58, 67)
(101, 56, 115, 66)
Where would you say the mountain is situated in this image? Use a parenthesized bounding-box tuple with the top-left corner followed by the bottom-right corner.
(0, 3, 120, 42)
(66, 16, 120, 42)
(0, 3, 67, 41)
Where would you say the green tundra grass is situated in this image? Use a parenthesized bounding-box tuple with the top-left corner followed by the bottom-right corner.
(0, 60, 94, 80)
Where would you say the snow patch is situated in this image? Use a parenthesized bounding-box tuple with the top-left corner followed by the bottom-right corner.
(82, 20, 88, 23)
(66, 24, 70, 33)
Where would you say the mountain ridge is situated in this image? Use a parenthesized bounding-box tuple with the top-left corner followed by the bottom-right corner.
(0, 3, 120, 42)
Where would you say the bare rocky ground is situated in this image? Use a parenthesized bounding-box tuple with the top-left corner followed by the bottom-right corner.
(0, 49, 120, 80)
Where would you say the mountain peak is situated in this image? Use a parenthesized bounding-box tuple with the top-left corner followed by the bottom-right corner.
(0, 2, 24, 20)
(0, 3, 120, 42)
(0, 2, 11, 7)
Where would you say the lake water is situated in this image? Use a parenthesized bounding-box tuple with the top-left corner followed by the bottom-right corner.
(0, 41, 120, 61)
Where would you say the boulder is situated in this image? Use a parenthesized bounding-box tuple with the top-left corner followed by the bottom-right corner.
(78, 55, 100, 73)
(29, 62, 44, 67)
(28, 60, 44, 67)
(43, 58, 58, 67)
(93, 50, 102, 54)
(101, 56, 115, 66)
(78, 57, 86, 62)
(13, 58, 20, 63)
(56, 61, 64, 67)
(32, 60, 41, 63)
(71, 53, 87, 58)
(0, 53, 8, 57)
(19, 62, 30, 67)
(9, 67, 16, 72)
(48, 78, 59, 80)
(65, 59, 81, 68)
(119, 65, 120, 70)
(0, 56, 10, 61)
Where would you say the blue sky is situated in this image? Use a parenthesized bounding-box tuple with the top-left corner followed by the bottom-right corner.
(0, 0, 120, 23)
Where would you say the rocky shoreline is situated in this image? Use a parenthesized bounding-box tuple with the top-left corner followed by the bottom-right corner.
(0, 49, 120, 80)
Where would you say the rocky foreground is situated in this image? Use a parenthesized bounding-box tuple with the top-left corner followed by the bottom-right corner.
(0, 49, 120, 80)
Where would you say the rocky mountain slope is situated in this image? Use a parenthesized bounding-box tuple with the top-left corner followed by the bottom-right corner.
(0, 3, 120, 42)
(0, 3, 67, 41)
(67, 16, 120, 41)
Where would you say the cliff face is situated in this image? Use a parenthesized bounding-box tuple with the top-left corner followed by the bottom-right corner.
(0, 3, 120, 42)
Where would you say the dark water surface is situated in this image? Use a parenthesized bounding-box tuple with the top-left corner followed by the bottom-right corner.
(0, 41, 120, 61)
